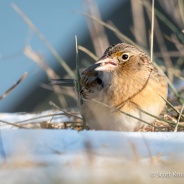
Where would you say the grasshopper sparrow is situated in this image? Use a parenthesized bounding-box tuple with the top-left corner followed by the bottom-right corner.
(80, 43, 168, 131)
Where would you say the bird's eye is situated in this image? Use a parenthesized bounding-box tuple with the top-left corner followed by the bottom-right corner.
(121, 54, 129, 61)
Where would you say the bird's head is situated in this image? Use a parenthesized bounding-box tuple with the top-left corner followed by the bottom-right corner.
(95, 43, 151, 72)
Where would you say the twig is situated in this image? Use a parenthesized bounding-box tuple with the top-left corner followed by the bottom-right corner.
(0, 72, 27, 100)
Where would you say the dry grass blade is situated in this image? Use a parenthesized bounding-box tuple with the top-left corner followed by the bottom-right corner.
(168, 35, 184, 56)
(24, 46, 67, 107)
(160, 95, 184, 120)
(131, 0, 147, 48)
(49, 101, 82, 120)
(150, 0, 155, 63)
(78, 45, 98, 61)
(0, 72, 27, 101)
(166, 76, 184, 104)
(12, 3, 75, 78)
(159, 0, 184, 28)
(129, 142, 140, 162)
(40, 83, 77, 100)
(154, 51, 183, 57)
(141, 136, 153, 163)
(75, 36, 82, 99)
(77, 11, 140, 48)
(75, 36, 87, 128)
(176, 75, 184, 81)
(0, 120, 28, 129)
(153, 61, 184, 104)
(83, 0, 109, 57)
(174, 103, 184, 132)
(143, 1, 184, 43)
(179, 0, 184, 23)
(145, 0, 174, 82)
(133, 105, 182, 128)
(24, 46, 58, 79)
(15, 113, 82, 126)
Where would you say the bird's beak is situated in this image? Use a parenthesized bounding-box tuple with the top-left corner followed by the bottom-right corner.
(95, 57, 117, 71)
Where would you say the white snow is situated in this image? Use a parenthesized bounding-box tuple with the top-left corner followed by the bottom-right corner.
(0, 110, 79, 128)
(0, 130, 184, 183)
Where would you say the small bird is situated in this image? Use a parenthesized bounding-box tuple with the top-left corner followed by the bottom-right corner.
(53, 43, 168, 131)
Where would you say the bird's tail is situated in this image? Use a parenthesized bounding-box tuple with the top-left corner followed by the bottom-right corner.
(49, 79, 75, 87)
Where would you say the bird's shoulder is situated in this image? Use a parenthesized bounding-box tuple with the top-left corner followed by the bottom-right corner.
(80, 64, 103, 97)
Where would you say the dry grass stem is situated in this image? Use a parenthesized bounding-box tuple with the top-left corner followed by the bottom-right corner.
(77, 11, 140, 49)
(0, 120, 28, 129)
(83, 0, 109, 57)
(78, 45, 98, 61)
(75, 36, 87, 128)
(0, 72, 27, 101)
(49, 101, 82, 120)
(12, 3, 75, 78)
(174, 104, 184, 132)
(131, 0, 147, 47)
(150, 0, 155, 63)
(24, 46, 68, 107)
(145, 1, 174, 82)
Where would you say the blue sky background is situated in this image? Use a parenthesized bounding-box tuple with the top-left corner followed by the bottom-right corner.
(0, 0, 123, 111)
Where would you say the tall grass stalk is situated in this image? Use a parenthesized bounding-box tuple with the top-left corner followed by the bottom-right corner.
(150, 0, 155, 62)
(75, 36, 87, 129)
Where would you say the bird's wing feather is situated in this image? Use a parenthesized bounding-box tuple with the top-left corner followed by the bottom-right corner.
(81, 64, 101, 87)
